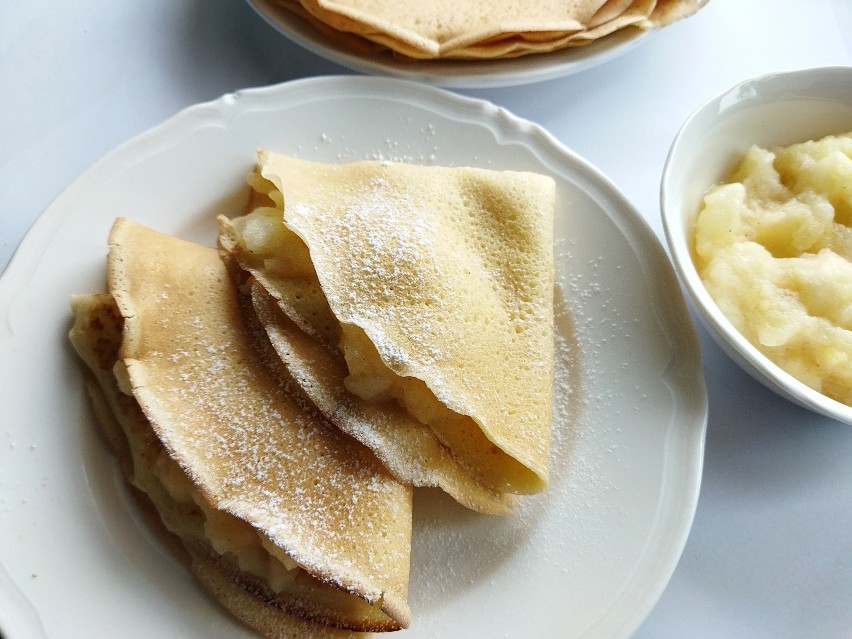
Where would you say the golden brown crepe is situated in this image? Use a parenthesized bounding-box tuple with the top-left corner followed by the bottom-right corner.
(69, 294, 375, 639)
(255, 276, 520, 515)
(221, 151, 555, 497)
(69, 218, 413, 635)
(269, 0, 710, 60)
(219, 213, 519, 515)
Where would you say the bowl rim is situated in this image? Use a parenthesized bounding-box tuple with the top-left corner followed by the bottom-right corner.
(660, 65, 852, 425)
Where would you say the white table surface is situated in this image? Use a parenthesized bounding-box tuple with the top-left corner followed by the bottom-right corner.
(2, 1, 851, 637)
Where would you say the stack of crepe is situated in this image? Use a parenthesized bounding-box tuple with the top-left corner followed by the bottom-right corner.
(69, 151, 556, 637)
(268, 0, 710, 60)
(70, 219, 411, 636)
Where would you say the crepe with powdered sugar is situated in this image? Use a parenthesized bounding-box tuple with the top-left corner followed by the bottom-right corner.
(69, 217, 412, 635)
(221, 151, 555, 499)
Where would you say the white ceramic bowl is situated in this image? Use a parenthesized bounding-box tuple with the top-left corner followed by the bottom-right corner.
(661, 66, 852, 425)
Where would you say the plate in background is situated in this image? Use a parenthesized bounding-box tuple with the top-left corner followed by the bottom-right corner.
(248, 0, 652, 88)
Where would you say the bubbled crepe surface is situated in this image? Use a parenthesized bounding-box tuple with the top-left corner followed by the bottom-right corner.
(105, 218, 412, 630)
(255, 152, 555, 494)
(250, 278, 520, 515)
(219, 213, 519, 515)
(68, 293, 375, 638)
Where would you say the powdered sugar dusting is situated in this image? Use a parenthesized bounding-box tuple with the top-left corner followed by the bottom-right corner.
(293, 185, 444, 372)
(251, 284, 517, 515)
(272, 155, 555, 488)
(404, 280, 583, 613)
(113, 229, 412, 611)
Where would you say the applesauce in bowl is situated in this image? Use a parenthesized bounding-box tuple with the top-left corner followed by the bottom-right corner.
(661, 66, 852, 424)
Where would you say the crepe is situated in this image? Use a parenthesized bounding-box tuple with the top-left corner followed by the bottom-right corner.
(270, 0, 710, 60)
(69, 295, 377, 639)
(221, 151, 555, 496)
(219, 215, 519, 515)
(69, 218, 412, 634)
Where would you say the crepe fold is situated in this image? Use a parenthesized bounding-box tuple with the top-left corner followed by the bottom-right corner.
(69, 218, 412, 635)
(220, 151, 555, 498)
(269, 0, 709, 60)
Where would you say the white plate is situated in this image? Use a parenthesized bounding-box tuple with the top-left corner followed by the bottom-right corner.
(247, 0, 650, 89)
(0, 76, 706, 639)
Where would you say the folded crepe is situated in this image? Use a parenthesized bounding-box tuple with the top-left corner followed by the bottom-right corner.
(248, 275, 520, 515)
(220, 151, 555, 497)
(69, 218, 412, 635)
(270, 0, 709, 60)
(219, 219, 519, 515)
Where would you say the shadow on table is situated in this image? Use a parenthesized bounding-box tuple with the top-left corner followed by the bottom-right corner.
(173, 0, 354, 95)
